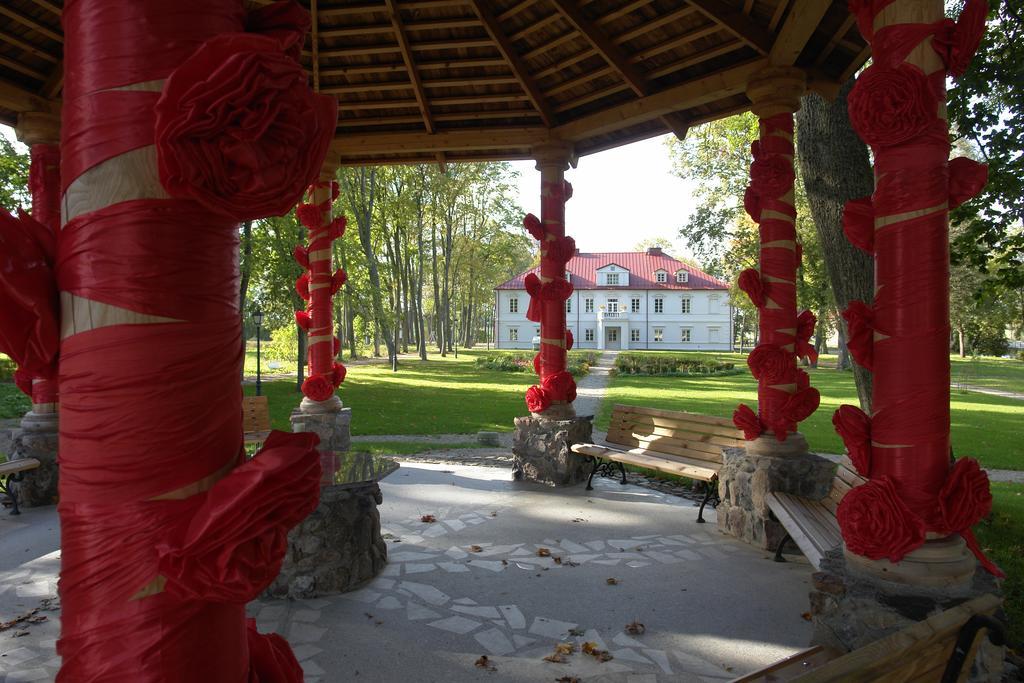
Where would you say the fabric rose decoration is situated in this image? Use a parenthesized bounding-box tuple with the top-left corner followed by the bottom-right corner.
(542, 278, 574, 302)
(542, 370, 577, 402)
(744, 185, 762, 223)
(301, 374, 335, 402)
(248, 618, 304, 682)
(837, 476, 926, 562)
(848, 63, 937, 149)
(296, 202, 323, 230)
(547, 236, 576, 264)
(842, 197, 875, 254)
(331, 362, 346, 387)
(750, 153, 795, 199)
(523, 213, 545, 241)
(294, 310, 311, 331)
(732, 404, 762, 441)
(525, 385, 551, 414)
(295, 273, 310, 301)
(931, 0, 988, 78)
(292, 245, 309, 269)
(533, 353, 542, 376)
(842, 300, 874, 371)
(833, 405, 871, 476)
(948, 157, 988, 209)
(937, 457, 992, 535)
(524, 273, 542, 322)
(747, 344, 792, 384)
(795, 310, 818, 363)
(157, 431, 321, 603)
(737, 269, 766, 308)
(565, 329, 574, 351)
(155, 33, 338, 221)
(782, 387, 820, 426)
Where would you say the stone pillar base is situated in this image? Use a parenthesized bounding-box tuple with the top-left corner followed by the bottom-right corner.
(717, 443, 834, 550)
(11, 410, 59, 507)
(290, 405, 351, 453)
(810, 546, 1004, 681)
(512, 414, 593, 487)
(263, 482, 387, 599)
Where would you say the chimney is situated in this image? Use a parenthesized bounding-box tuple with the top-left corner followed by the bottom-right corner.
(646, 247, 663, 256)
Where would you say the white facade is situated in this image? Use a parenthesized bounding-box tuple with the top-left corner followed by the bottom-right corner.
(494, 287, 732, 351)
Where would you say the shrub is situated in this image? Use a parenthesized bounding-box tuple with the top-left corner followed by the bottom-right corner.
(0, 383, 30, 420)
(265, 325, 299, 362)
(0, 355, 15, 382)
(474, 350, 598, 378)
(613, 352, 738, 376)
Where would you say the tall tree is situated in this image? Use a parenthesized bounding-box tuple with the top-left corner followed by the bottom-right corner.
(0, 134, 29, 209)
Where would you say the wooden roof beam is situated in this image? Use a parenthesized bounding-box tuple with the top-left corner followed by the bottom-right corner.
(330, 127, 551, 156)
(0, 79, 58, 114)
(0, 6, 61, 44)
(469, 0, 555, 126)
(661, 112, 689, 140)
(39, 61, 62, 99)
(385, 0, 434, 134)
(548, 0, 647, 96)
(0, 29, 59, 63)
(683, 0, 773, 55)
(768, 0, 830, 66)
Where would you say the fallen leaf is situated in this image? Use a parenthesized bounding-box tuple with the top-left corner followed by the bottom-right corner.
(554, 642, 575, 655)
(553, 556, 563, 565)
(606, 578, 619, 586)
(420, 514, 437, 523)
(582, 642, 613, 662)
(490, 511, 498, 517)
(625, 620, 645, 635)
(801, 612, 812, 622)
(543, 653, 566, 664)
(568, 628, 585, 637)
(537, 548, 551, 557)
(364, 613, 374, 619)
(501, 559, 508, 566)
(469, 545, 484, 553)
(571, 518, 586, 523)
(555, 677, 580, 683)
(475, 655, 496, 671)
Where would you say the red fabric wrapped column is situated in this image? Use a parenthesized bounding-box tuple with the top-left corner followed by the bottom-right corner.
(295, 161, 347, 404)
(733, 69, 820, 449)
(15, 113, 61, 408)
(834, 0, 998, 579)
(523, 143, 577, 418)
(56, 0, 336, 679)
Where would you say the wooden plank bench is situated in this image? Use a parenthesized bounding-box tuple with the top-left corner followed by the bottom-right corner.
(0, 458, 40, 515)
(768, 461, 866, 568)
(730, 593, 1005, 682)
(243, 395, 272, 448)
(571, 404, 746, 523)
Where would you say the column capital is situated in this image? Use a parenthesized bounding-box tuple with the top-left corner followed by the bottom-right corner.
(319, 155, 341, 182)
(15, 111, 61, 147)
(533, 141, 574, 175)
(746, 67, 807, 118)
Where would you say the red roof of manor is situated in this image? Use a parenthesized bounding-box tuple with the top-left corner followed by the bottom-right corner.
(495, 250, 728, 291)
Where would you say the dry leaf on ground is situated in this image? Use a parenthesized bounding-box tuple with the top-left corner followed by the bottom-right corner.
(606, 578, 619, 585)
(581, 642, 613, 662)
(537, 548, 551, 557)
(543, 653, 566, 664)
(555, 677, 581, 683)
(568, 627, 585, 637)
(625, 620, 645, 635)
(469, 545, 484, 553)
(554, 642, 575, 655)
(420, 514, 437, 523)
(553, 556, 563, 565)
(475, 655, 496, 671)
(801, 612, 812, 621)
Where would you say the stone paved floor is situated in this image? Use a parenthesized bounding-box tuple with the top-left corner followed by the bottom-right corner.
(0, 457, 818, 683)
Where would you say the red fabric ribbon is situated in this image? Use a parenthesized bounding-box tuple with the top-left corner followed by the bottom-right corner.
(843, 196, 875, 254)
(732, 403, 763, 441)
(833, 405, 872, 476)
(523, 213, 545, 241)
(737, 268, 766, 308)
(247, 619, 304, 682)
(746, 344, 792, 384)
(795, 310, 818, 363)
(836, 475, 927, 562)
(842, 300, 874, 371)
(294, 310, 312, 330)
(542, 370, 577, 403)
(948, 157, 988, 209)
(295, 272, 310, 301)
(931, 0, 988, 77)
(565, 329, 573, 351)
(524, 272, 542, 322)
(525, 385, 551, 413)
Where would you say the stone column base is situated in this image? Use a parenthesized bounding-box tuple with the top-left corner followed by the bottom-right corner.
(11, 410, 59, 507)
(810, 546, 1004, 681)
(716, 443, 835, 550)
(290, 405, 351, 453)
(512, 414, 593, 487)
(263, 482, 387, 599)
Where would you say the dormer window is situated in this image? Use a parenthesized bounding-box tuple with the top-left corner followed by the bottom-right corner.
(655, 270, 667, 283)
(606, 273, 620, 285)
(676, 271, 689, 283)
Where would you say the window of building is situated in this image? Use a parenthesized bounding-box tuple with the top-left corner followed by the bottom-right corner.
(585, 298, 594, 313)
(653, 327, 664, 342)
(654, 298, 664, 314)
(630, 329, 640, 342)
(566, 298, 572, 313)
(681, 297, 691, 314)
(709, 294, 720, 312)
(607, 299, 619, 313)
(680, 327, 692, 342)
(509, 297, 518, 313)
(585, 328, 594, 342)
(708, 326, 720, 342)
(631, 298, 641, 313)
(676, 271, 689, 283)
(606, 272, 620, 285)
(655, 271, 667, 283)
(509, 328, 518, 341)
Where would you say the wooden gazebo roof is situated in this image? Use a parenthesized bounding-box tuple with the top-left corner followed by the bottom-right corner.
(0, 0, 868, 165)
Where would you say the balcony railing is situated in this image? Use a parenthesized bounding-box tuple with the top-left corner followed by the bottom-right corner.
(601, 310, 628, 319)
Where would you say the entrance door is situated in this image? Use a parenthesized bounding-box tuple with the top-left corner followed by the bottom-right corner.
(605, 327, 620, 349)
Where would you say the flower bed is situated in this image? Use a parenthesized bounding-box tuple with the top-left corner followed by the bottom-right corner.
(474, 351, 598, 377)
(613, 352, 740, 377)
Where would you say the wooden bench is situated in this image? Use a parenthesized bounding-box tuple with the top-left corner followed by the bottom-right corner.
(768, 461, 865, 568)
(731, 593, 1005, 682)
(0, 458, 40, 515)
(571, 404, 746, 523)
(243, 395, 272, 448)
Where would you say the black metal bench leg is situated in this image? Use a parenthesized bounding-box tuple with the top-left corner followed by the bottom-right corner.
(940, 615, 1007, 683)
(774, 532, 792, 562)
(697, 484, 713, 524)
(586, 457, 599, 491)
(617, 461, 627, 485)
(1, 473, 21, 516)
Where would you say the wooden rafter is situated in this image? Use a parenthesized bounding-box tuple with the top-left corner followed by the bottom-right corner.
(469, 0, 555, 127)
(548, 0, 646, 96)
(0, 29, 59, 63)
(39, 61, 62, 98)
(768, 0, 830, 67)
(311, 0, 320, 91)
(331, 126, 550, 157)
(0, 78, 58, 114)
(683, 0, 773, 55)
(0, 5, 62, 44)
(385, 0, 434, 134)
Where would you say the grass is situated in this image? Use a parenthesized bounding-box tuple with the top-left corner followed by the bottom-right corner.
(597, 368, 1024, 471)
(0, 382, 30, 421)
(950, 355, 1024, 393)
(353, 440, 479, 456)
(975, 482, 1024, 647)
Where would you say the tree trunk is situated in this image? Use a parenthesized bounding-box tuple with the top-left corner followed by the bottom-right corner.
(238, 220, 253, 373)
(796, 78, 875, 412)
(958, 327, 966, 357)
(837, 320, 851, 372)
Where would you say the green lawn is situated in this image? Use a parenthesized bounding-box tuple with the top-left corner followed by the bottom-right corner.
(353, 440, 479, 456)
(975, 482, 1024, 646)
(597, 369, 1024, 471)
(951, 355, 1024, 393)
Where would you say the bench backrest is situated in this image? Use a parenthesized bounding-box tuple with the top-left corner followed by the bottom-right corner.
(606, 404, 746, 466)
(822, 461, 867, 515)
(242, 396, 271, 434)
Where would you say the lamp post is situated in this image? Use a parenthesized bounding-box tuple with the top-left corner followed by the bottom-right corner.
(253, 308, 264, 397)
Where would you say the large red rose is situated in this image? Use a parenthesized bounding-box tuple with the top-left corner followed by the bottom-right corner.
(331, 362, 347, 387)
(565, 329, 574, 351)
(937, 457, 992, 534)
(948, 157, 988, 209)
(525, 385, 551, 413)
(837, 476, 926, 562)
(547, 235, 576, 264)
(737, 268, 766, 308)
(542, 370, 577, 402)
(523, 213, 545, 241)
(750, 153, 795, 199)
(833, 404, 871, 476)
(848, 63, 937, 149)
(747, 344, 792, 384)
(301, 374, 335, 402)
(732, 403, 762, 441)
(155, 33, 337, 221)
(744, 185, 762, 223)
(542, 278, 574, 302)
(782, 386, 820, 424)
(795, 310, 818, 363)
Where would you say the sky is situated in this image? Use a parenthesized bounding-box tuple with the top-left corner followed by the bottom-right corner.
(510, 134, 699, 259)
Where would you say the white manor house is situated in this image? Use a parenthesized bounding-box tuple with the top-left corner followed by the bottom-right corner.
(494, 248, 732, 351)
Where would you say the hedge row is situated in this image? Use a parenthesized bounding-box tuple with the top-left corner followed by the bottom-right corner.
(474, 351, 599, 377)
(613, 352, 738, 376)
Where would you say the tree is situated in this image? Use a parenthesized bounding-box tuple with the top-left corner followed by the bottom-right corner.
(0, 134, 29, 210)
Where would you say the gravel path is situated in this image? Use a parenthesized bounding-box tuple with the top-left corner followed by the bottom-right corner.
(954, 383, 1024, 401)
(572, 350, 617, 418)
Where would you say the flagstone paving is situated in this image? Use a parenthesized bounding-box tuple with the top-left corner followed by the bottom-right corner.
(1, 458, 818, 682)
